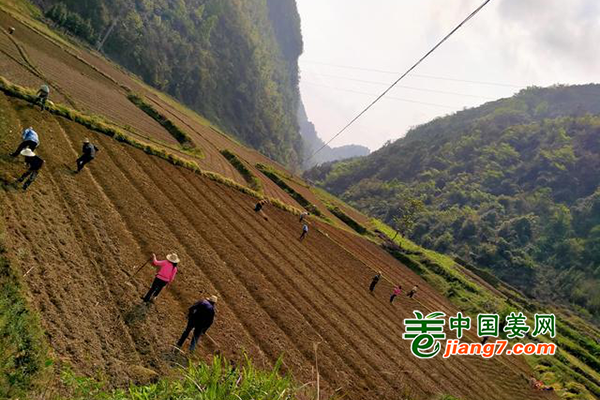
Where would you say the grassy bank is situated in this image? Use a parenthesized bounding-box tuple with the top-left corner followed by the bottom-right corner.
(0, 247, 48, 398)
(127, 93, 196, 149)
(0, 194, 48, 398)
(256, 163, 327, 219)
(57, 355, 315, 400)
(221, 149, 263, 193)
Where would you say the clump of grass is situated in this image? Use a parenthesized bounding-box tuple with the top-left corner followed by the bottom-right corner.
(256, 163, 327, 219)
(58, 355, 310, 400)
(127, 93, 195, 148)
(221, 149, 263, 193)
(0, 225, 48, 398)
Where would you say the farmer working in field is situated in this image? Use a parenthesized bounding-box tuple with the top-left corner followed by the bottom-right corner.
(254, 199, 266, 212)
(407, 285, 419, 299)
(299, 211, 309, 223)
(11, 127, 39, 157)
(176, 295, 217, 352)
(390, 285, 402, 303)
(16, 148, 44, 191)
(369, 272, 381, 293)
(35, 84, 50, 111)
(75, 138, 99, 173)
(299, 224, 309, 241)
(254, 199, 269, 221)
(529, 376, 554, 391)
(142, 253, 179, 303)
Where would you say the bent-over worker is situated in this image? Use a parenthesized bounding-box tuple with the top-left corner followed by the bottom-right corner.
(176, 295, 217, 352)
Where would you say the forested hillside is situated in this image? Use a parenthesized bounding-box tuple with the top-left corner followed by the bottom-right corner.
(306, 84, 600, 320)
(37, 0, 305, 167)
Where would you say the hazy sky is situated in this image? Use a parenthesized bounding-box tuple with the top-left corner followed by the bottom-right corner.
(296, 0, 600, 152)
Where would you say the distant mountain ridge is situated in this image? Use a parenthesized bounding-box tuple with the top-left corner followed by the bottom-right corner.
(305, 84, 600, 319)
(298, 101, 370, 169)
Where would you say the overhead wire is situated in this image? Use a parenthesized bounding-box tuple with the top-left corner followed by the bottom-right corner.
(302, 81, 459, 109)
(301, 60, 524, 89)
(305, 0, 496, 162)
(304, 71, 497, 100)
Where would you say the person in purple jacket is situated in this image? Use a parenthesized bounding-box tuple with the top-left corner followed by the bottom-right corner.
(176, 295, 217, 352)
(141, 253, 179, 303)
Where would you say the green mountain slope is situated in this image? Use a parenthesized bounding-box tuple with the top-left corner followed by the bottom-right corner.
(305, 84, 600, 320)
(36, 0, 305, 167)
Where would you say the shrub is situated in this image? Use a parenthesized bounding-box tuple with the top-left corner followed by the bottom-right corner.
(46, 3, 96, 43)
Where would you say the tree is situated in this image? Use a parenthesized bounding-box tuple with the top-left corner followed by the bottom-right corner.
(389, 195, 426, 239)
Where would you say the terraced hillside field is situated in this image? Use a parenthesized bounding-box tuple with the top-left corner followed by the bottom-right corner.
(0, 93, 558, 400)
(0, 8, 312, 208)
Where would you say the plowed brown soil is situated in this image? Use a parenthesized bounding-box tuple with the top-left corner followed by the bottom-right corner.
(0, 94, 556, 400)
(0, 8, 311, 207)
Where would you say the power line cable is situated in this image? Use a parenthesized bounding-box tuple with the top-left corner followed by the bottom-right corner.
(306, 0, 495, 162)
(304, 72, 496, 100)
(301, 60, 523, 89)
(303, 81, 459, 109)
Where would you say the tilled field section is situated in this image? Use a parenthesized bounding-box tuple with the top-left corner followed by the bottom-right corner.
(0, 8, 307, 205)
(0, 94, 556, 400)
(0, 10, 176, 144)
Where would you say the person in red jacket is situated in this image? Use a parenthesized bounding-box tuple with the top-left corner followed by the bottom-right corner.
(142, 253, 179, 303)
(390, 285, 402, 303)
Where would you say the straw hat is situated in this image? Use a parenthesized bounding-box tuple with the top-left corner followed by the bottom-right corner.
(208, 295, 218, 304)
(166, 253, 180, 264)
(20, 148, 35, 157)
(83, 138, 90, 143)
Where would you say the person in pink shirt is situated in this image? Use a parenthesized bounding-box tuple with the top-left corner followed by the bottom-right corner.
(142, 253, 179, 303)
(390, 285, 402, 304)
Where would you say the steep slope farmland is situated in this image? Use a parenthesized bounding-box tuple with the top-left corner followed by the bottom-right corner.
(0, 7, 313, 207)
(0, 93, 557, 400)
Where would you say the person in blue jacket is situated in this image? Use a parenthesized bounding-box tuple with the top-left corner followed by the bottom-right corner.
(176, 295, 217, 352)
(11, 127, 39, 157)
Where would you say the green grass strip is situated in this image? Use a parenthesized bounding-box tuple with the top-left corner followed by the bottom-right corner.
(256, 163, 327, 219)
(0, 228, 48, 398)
(127, 93, 194, 148)
(57, 355, 314, 400)
(220, 149, 263, 193)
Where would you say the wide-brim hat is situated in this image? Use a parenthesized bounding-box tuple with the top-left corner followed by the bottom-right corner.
(166, 253, 180, 264)
(208, 295, 218, 304)
(20, 148, 36, 157)
(83, 138, 90, 143)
